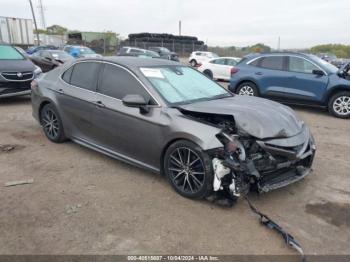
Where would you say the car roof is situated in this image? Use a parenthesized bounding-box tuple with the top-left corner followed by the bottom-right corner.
(77, 56, 181, 69)
(245, 52, 313, 58)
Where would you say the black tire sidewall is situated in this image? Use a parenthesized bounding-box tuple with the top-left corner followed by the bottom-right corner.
(328, 91, 350, 119)
(237, 82, 258, 96)
(203, 70, 213, 79)
(164, 140, 213, 199)
(40, 104, 66, 143)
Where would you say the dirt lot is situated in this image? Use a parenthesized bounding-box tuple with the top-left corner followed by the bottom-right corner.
(0, 93, 349, 256)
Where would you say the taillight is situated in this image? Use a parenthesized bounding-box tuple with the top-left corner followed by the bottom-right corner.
(31, 79, 38, 90)
(231, 67, 239, 75)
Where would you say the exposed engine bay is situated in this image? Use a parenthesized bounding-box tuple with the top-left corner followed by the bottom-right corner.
(180, 109, 316, 205)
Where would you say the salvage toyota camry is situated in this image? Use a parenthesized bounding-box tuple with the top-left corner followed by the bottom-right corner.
(31, 57, 316, 203)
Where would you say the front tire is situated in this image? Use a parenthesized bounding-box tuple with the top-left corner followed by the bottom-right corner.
(203, 69, 213, 79)
(190, 59, 197, 67)
(236, 82, 258, 96)
(40, 104, 67, 143)
(328, 91, 350, 118)
(164, 140, 213, 199)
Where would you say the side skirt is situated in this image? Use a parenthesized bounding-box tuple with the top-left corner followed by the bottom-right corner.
(71, 136, 160, 174)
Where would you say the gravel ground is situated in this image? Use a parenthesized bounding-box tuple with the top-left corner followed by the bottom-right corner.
(0, 94, 349, 256)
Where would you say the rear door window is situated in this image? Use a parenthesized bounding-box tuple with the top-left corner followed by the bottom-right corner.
(259, 56, 284, 70)
(97, 64, 151, 102)
(70, 62, 101, 91)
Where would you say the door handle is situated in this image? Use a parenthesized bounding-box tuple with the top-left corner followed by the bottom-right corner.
(94, 101, 106, 108)
(255, 72, 263, 75)
(57, 88, 64, 94)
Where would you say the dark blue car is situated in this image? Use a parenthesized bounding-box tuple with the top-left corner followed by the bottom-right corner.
(229, 52, 350, 118)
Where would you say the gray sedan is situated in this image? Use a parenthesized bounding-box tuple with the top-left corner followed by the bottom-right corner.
(31, 57, 316, 203)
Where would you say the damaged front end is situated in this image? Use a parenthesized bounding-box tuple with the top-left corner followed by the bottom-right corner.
(180, 109, 316, 202)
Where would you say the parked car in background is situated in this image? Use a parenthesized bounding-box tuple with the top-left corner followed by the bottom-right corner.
(26, 45, 57, 55)
(63, 45, 101, 58)
(117, 47, 160, 58)
(331, 58, 350, 68)
(197, 57, 241, 80)
(229, 52, 350, 118)
(30, 50, 74, 72)
(31, 57, 315, 202)
(148, 47, 179, 61)
(0, 44, 41, 98)
(317, 53, 337, 63)
(189, 51, 219, 67)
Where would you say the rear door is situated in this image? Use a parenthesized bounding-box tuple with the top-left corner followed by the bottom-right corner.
(284, 56, 329, 104)
(92, 63, 164, 170)
(252, 55, 289, 98)
(56, 61, 101, 141)
(209, 58, 229, 79)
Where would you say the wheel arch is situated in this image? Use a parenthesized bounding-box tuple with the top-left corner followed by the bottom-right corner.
(160, 138, 198, 176)
(203, 69, 213, 78)
(234, 79, 259, 93)
(325, 86, 350, 104)
(38, 99, 54, 119)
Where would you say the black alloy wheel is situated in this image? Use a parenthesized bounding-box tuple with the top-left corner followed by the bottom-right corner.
(164, 140, 213, 199)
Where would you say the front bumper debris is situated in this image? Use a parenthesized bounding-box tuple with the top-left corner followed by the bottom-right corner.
(211, 126, 316, 199)
(245, 197, 305, 260)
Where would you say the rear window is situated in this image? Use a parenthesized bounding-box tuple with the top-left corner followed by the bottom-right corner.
(0, 45, 24, 60)
(260, 56, 284, 70)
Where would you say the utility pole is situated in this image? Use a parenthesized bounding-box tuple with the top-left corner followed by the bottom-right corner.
(38, 0, 46, 29)
(277, 36, 281, 51)
(28, 0, 40, 45)
(179, 20, 181, 36)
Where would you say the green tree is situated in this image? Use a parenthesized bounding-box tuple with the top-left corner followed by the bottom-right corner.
(310, 44, 350, 58)
(46, 25, 68, 35)
(249, 43, 271, 53)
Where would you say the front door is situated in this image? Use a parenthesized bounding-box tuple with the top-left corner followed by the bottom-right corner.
(91, 63, 165, 170)
(282, 56, 329, 104)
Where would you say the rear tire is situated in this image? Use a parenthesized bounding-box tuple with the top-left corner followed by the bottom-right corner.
(236, 82, 258, 96)
(40, 104, 67, 143)
(328, 91, 350, 118)
(164, 140, 213, 199)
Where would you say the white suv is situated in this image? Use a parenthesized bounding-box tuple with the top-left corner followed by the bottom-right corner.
(188, 51, 219, 66)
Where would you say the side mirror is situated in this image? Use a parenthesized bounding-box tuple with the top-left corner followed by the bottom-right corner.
(312, 69, 325, 76)
(44, 56, 52, 61)
(122, 94, 149, 114)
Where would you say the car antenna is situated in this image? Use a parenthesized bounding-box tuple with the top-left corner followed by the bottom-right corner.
(244, 196, 305, 262)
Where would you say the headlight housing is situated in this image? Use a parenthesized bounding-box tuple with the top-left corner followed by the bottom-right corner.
(34, 66, 42, 78)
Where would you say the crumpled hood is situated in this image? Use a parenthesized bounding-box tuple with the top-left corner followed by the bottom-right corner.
(179, 96, 304, 139)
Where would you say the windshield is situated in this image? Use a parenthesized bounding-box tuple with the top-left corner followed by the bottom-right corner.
(79, 47, 95, 54)
(309, 54, 338, 74)
(0, 45, 24, 60)
(50, 51, 72, 59)
(159, 47, 170, 53)
(141, 66, 231, 105)
(209, 53, 219, 58)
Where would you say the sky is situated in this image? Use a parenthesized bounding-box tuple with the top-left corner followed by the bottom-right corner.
(2, 0, 349, 48)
